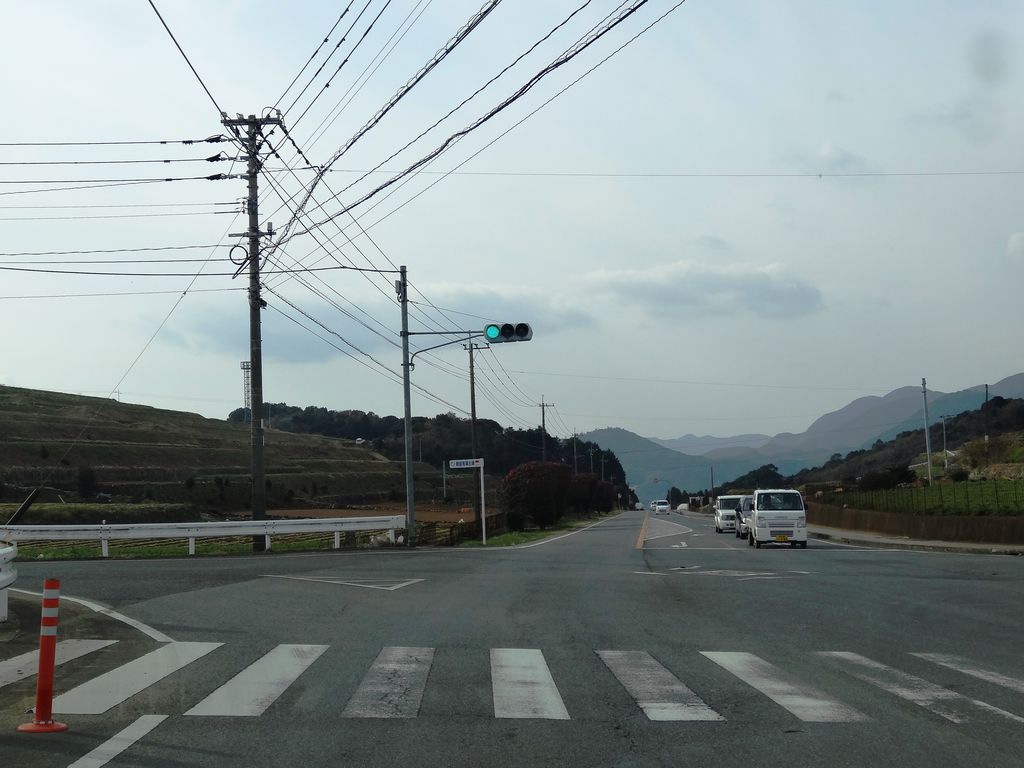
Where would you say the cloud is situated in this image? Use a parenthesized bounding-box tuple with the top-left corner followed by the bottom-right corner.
(970, 31, 1012, 85)
(1008, 233, 1024, 260)
(813, 142, 877, 175)
(413, 283, 593, 333)
(587, 260, 825, 319)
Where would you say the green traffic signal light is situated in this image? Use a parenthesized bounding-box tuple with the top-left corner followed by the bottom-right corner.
(483, 322, 532, 343)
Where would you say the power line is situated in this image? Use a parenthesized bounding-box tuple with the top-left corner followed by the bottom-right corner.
(0, 178, 224, 198)
(288, 0, 399, 131)
(0, 154, 228, 166)
(0, 201, 237, 210)
(0, 173, 238, 184)
(288, 0, 663, 239)
(0, 287, 244, 300)
(0, 244, 225, 256)
(273, 2, 358, 108)
(0, 136, 228, 147)
(0, 264, 394, 277)
(315, 0, 689, 239)
(271, 0, 503, 255)
(0, 210, 236, 222)
(321, 167, 1024, 179)
(147, 0, 226, 118)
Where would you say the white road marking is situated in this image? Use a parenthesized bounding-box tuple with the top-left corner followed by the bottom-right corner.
(185, 644, 328, 717)
(632, 571, 668, 576)
(597, 650, 723, 721)
(702, 652, 866, 722)
(491, 648, 569, 720)
(820, 652, 1024, 723)
(913, 653, 1024, 694)
(671, 543, 688, 548)
(262, 574, 423, 591)
(52, 641, 222, 714)
(10, 588, 172, 643)
(0, 639, 116, 689)
(66, 714, 168, 768)
(342, 647, 435, 718)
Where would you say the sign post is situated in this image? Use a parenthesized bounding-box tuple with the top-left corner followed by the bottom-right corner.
(449, 458, 486, 545)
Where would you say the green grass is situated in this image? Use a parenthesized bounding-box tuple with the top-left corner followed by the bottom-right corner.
(822, 480, 1024, 515)
(458, 515, 602, 547)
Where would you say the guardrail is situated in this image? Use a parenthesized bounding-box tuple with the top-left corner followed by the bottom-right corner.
(0, 515, 406, 557)
(0, 540, 16, 622)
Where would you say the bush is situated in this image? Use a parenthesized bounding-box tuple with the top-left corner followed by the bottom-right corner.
(502, 462, 571, 529)
(948, 466, 970, 482)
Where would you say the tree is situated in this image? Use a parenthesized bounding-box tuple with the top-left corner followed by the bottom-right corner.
(502, 462, 571, 530)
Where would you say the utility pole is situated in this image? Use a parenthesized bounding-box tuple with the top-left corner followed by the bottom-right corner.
(223, 113, 279, 551)
(921, 378, 934, 486)
(600, 454, 607, 482)
(539, 396, 555, 462)
(589, 447, 595, 474)
(572, 433, 578, 475)
(940, 414, 949, 472)
(710, 466, 715, 497)
(465, 341, 485, 522)
(398, 266, 415, 546)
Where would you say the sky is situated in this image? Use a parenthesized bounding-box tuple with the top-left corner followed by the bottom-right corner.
(1, 0, 1022, 443)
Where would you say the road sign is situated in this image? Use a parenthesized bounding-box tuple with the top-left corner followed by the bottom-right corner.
(449, 458, 483, 469)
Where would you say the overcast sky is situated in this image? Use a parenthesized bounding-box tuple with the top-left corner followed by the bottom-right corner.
(1, 1, 1022, 442)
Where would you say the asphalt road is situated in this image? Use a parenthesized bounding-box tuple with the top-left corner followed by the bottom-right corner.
(2, 509, 1023, 768)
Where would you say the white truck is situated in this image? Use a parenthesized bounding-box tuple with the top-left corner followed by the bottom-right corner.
(713, 495, 742, 533)
(746, 488, 807, 548)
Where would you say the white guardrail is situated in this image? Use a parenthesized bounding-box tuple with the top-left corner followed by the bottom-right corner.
(0, 540, 16, 622)
(0, 515, 406, 558)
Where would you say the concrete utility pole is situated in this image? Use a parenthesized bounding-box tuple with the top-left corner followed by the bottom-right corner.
(223, 113, 279, 551)
(940, 414, 949, 472)
(600, 454, 607, 482)
(589, 447, 595, 474)
(465, 341, 486, 522)
(539, 396, 555, 462)
(398, 266, 415, 546)
(921, 378, 934, 486)
(572, 433, 578, 475)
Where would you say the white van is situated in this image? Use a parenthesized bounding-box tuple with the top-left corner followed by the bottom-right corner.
(713, 495, 742, 533)
(747, 489, 807, 548)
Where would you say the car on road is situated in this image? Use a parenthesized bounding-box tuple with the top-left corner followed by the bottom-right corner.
(652, 500, 670, 515)
(747, 488, 808, 548)
(713, 495, 742, 533)
(734, 495, 753, 539)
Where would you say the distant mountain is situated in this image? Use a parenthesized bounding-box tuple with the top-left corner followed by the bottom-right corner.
(579, 428, 712, 502)
(874, 374, 1024, 443)
(586, 374, 1024, 492)
(649, 433, 772, 453)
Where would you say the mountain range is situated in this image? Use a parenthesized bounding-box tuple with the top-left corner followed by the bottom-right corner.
(583, 373, 1024, 502)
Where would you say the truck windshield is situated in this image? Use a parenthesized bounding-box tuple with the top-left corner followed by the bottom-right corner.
(757, 493, 803, 511)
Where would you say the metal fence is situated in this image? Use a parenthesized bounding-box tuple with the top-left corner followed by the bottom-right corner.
(0, 515, 405, 557)
(820, 480, 1024, 516)
(0, 540, 15, 621)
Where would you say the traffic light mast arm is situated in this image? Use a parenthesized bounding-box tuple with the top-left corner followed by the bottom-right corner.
(405, 332, 484, 368)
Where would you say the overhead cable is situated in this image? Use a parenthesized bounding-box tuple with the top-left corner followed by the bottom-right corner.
(289, 0, 657, 239)
(270, 0, 503, 259)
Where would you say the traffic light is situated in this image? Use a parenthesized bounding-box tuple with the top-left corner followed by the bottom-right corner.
(483, 322, 533, 343)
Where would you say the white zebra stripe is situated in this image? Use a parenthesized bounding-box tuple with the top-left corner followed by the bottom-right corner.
(491, 648, 569, 720)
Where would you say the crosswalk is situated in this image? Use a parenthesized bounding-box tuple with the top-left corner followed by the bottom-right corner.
(3, 640, 1022, 726)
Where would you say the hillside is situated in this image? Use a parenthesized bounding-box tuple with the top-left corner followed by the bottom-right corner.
(796, 396, 1024, 484)
(0, 385, 418, 514)
(580, 428, 712, 502)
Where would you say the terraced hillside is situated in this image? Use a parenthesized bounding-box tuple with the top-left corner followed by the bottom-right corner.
(0, 385, 429, 514)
